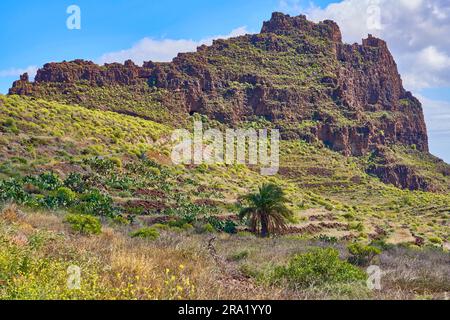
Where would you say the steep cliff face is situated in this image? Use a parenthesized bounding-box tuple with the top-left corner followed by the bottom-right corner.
(335, 35, 429, 153)
(9, 13, 430, 178)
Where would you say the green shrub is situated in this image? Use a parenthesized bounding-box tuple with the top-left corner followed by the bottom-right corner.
(349, 222, 364, 232)
(428, 237, 443, 245)
(165, 203, 219, 225)
(0, 178, 30, 204)
(205, 216, 224, 232)
(194, 223, 215, 234)
(64, 173, 86, 193)
(167, 219, 186, 228)
(370, 239, 394, 251)
(2, 118, 19, 134)
(39, 172, 62, 191)
(109, 157, 123, 169)
(163, 220, 190, 230)
(168, 226, 184, 233)
(147, 167, 161, 177)
(26, 172, 62, 191)
(65, 214, 102, 235)
(273, 248, 367, 288)
(84, 157, 118, 174)
(130, 227, 160, 240)
(196, 164, 209, 174)
(316, 234, 338, 244)
(52, 187, 77, 207)
(10, 157, 27, 165)
(203, 223, 215, 233)
(181, 223, 194, 231)
(223, 220, 237, 234)
(342, 212, 355, 221)
(239, 264, 260, 278)
(347, 243, 381, 266)
(112, 215, 130, 225)
(106, 175, 134, 191)
(164, 220, 193, 232)
(77, 189, 119, 217)
(40, 195, 60, 209)
(152, 223, 170, 230)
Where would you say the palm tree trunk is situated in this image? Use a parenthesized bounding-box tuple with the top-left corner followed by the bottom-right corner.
(260, 214, 269, 238)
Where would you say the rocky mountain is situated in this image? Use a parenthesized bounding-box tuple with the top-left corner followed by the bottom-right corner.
(8, 12, 445, 191)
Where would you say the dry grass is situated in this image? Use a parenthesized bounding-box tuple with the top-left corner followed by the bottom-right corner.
(375, 246, 450, 299)
(0, 205, 448, 300)
(0, 204, 25, 224)
(0, 206, 286, 300)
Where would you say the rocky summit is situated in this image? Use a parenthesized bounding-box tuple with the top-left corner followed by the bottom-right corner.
(7, 13, 444, 191)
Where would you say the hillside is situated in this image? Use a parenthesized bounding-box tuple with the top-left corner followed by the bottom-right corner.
(1, 93, 448, 247)
(0, 13, 449, 300)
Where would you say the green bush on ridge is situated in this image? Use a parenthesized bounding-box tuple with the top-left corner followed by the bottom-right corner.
(130, 227, 160, 240)
(272, 248, 367, 288)
(347, 243, 381, 267)
(65, 214, 102, 235)
(76, 189, 120, 218)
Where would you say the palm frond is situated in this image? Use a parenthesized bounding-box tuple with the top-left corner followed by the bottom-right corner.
(238, 183, 293, 237)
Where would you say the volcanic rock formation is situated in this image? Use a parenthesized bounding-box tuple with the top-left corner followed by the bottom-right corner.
(9, 13, 434, 189)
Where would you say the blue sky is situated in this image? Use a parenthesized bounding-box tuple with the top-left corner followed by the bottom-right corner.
(0, 0, 448, 162)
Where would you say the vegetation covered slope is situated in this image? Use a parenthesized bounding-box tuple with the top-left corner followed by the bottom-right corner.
(0, 92, 448, 300)
(1, 94, 448, 247)
(0, 95, 169, 176)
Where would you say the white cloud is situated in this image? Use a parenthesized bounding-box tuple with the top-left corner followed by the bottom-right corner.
(0, 66, 38, 79)
(417, 94, 450, 161)
(288, 0, 450, 91)
(98, 38, 200, 65)
(400, 0, 423, 11)
(98, 27, 250, 65)
(417, 46, 450, 70)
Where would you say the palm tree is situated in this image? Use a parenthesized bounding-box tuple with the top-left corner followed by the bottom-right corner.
(239, 183, 293, 238)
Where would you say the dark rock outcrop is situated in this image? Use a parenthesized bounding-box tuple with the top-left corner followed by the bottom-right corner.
(34, 59, 152, 86)
(261, 12, 343, 43)
(366, 147, 439, 192)
(367, 163, 433, 191)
